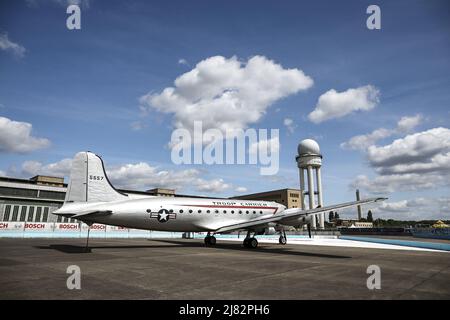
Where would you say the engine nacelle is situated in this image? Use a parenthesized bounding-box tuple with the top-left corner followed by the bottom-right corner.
(255, 227, 277, 235)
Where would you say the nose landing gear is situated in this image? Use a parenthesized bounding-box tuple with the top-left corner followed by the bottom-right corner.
(204, 232, 216, 246)
(243, 230, 258, 248)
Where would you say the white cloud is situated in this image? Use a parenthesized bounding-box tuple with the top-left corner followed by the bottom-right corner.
(374, 197, 450, 220)
(13, 157, 236, 194)
(195, 178, 231, 193)
(235, 186, 248, 193)
(21, 159, 72, 177)
(140, 55, 313, 143)
(341, 128, 393, 151)
(0, 33, 25, 58)
(341, 114, 423, 151)
(367, 127, 450, 172)
(283, 118, 296, 134)
(249, 136, 280, 155)
(350, 173, 447, 193)
(397, 114, 422, 133)
(178, 58, 189, 66)
(107, 163, 233, 193)
(52, 0, 90, 8)
(130, 121, 146, 131)
(351, 127, 450, 193)
(308, 85, 379, 123)
(0, 116, 51, 153)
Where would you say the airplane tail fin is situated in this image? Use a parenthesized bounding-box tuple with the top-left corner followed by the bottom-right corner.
(64, 151, 128, 203)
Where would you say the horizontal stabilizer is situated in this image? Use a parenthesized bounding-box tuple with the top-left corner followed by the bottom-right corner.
(70, 210, 113, 219)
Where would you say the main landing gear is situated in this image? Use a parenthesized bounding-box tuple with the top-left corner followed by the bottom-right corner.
(279, 229, 287, 245)
(243, 230, 258, 248)
(204, 232, 216, 246)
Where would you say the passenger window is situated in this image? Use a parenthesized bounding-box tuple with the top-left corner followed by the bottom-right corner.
(179, 209, 184, 213)
(207, 210, 210, 213)
(239, 210, 242, 214)
(231, 210, 235, 214)
(169, 209, 173, 213)
(215, 210, 219, 213)
(189, 210, 193, 213)
(198, 210, 201, 213)
(223, 210, 226, 214)
(253, 211, 256, 214)
(246, 211, 249, 214)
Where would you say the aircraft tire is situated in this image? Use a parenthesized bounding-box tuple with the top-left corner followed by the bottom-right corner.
(249, 237, 258, 248)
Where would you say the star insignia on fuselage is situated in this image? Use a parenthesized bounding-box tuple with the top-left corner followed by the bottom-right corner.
(148, 209, 176, 223)
(158, 210, 169, 222)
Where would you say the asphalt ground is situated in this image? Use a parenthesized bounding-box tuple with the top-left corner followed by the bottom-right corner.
(0, 237, 449, 299)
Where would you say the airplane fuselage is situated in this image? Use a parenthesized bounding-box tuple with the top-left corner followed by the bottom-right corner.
(59, 196, 286, 232)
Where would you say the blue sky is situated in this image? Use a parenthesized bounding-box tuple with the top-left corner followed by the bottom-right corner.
(1, 0, 449, 219)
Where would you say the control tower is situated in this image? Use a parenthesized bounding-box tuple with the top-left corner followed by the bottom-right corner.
(296, 139, 325, 229)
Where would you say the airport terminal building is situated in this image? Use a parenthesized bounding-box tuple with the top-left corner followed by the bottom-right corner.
(0, 175, 302, 223)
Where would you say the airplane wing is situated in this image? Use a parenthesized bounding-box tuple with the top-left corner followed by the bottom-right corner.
(214, 197, 386, 233)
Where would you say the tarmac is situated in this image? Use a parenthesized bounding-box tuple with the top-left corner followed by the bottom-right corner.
(0, 237, 449, 299)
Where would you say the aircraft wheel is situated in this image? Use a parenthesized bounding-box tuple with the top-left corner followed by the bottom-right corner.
(204, 236, 211, 245)
(249, 237, 258, 248)
(279, 236, 287, 245)
(243, 238, 249, 248)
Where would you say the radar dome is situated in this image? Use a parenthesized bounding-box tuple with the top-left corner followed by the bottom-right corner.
(297, 139, 321, 156)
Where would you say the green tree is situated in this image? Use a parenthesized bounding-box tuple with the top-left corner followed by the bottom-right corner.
(367, 210, 373, 222)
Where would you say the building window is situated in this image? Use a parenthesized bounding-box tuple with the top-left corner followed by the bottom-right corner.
(27, 207, 35, 222)
(20, 206, 27, 221)
(12, 206, 19, 221)
(38, 190, 65, 200)
(35, 207, 42, 222)
(57, 214, 62, 222)
(43, 207, 49, 222)
(0, 187, 38, 198)
(3, 205, 11, 221)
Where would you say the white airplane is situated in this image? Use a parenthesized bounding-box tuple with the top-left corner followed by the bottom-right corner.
(54, 152, 386, 249)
